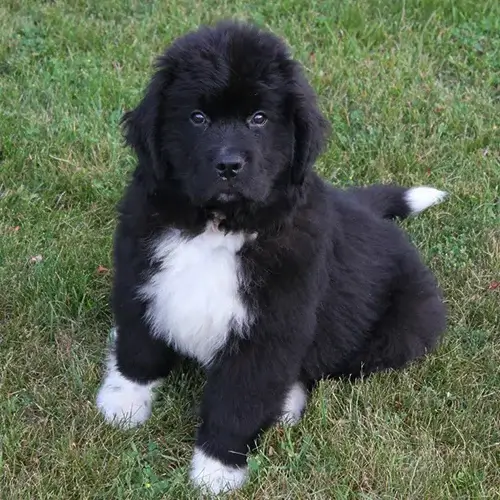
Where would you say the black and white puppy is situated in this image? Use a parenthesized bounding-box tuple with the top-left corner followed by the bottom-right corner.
(96, 21, 447, 495)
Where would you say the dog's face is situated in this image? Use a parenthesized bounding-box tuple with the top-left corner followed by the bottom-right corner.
(156, 59, 293, 207)
(124, 22, 329, 214)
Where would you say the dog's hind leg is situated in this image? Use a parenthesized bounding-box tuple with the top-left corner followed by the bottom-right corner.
(350, 290, 446, 377)
(277, 381, 308, 426)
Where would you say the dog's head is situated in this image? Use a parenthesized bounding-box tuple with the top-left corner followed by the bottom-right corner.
(123, 21, 329, 216)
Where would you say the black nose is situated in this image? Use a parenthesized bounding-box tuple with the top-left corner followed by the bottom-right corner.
(215, 153, 244, 179)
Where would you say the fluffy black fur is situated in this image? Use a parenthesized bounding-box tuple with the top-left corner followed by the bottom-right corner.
(107, 21, 446, 481)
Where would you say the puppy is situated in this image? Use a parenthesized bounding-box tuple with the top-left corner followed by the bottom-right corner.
(96, 21, 447, 495)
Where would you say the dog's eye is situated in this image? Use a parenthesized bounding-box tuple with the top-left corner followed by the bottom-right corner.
(249, 112, 267, 126)
(190, 111, 207, 125)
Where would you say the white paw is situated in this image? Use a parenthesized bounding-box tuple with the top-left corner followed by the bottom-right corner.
(190, 447, 248, 495)
(278, 382, 307, 426)
(96, 350, 158, 429)
(405, 187, 447, 214)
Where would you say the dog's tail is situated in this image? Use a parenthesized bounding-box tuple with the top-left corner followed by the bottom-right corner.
(348, 185, 447, 220)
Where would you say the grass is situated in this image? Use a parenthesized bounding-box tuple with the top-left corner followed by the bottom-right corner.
(1, 0, 499, 498)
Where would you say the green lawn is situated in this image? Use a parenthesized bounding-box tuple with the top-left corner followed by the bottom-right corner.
(1, 0, 499, 498)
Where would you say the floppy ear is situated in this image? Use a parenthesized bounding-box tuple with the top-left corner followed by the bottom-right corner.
(121, 80, 162, 178)
(291, 72, 330, 185)
(121, 61, 173, 180)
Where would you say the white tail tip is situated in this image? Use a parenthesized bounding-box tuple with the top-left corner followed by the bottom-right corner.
(405, 187, 447, 214)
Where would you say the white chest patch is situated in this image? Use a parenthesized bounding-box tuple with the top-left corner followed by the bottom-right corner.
(139, 222, 253, 366)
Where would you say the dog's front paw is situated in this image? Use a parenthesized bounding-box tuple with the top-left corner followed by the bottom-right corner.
(96, 382, 152, 429)
(96, 365, 157, 429)
(190, 448, 248, 495)
(278, 382, 307, 426)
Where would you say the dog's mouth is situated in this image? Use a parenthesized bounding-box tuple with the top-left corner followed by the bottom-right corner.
(205, 194, 242, 213)
(207, 184, 246, 206)
(217, 192, 238, 202)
